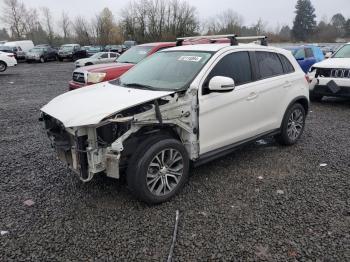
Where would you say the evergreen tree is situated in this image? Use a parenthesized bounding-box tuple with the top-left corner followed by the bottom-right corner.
(344, 19, 350, 37)
(292, 0, 316, 41)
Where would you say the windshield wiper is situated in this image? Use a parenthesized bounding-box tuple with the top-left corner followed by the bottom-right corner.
(122, 83, 155, 90)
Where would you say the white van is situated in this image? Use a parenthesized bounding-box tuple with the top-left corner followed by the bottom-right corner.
(4, 40, 34, 52)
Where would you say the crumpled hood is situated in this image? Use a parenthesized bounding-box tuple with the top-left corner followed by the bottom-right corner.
(313, 58, 350, 69)
(41, 82, 174, 128)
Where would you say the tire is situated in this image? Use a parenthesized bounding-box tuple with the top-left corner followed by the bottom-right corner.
(127, 135, 189, 204)
(58, 57, 63, 62)
(0, 61, 7, 72)
(310, 92, 323, 102)
(40, 57, 45, 63)
(275, 103, 306, 146)
(72, 55, 77, 62)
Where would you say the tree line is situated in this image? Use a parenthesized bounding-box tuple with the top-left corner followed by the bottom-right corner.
(0, 0, 349, 46)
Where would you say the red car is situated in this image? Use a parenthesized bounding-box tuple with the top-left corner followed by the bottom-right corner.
(69, 42, 176, 90)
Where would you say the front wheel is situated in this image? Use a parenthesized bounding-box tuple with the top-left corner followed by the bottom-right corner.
(40, 57, 45, 63)
(0, 61, 7, 72)
(127, 136, 189, 204)
(275, 103, 306, 146)
(310, 92, 323, 102)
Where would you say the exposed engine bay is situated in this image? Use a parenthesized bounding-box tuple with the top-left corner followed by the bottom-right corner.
(41, 90, 199, 182)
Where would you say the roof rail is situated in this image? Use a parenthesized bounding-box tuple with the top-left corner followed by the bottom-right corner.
(176, 34, 268, 46)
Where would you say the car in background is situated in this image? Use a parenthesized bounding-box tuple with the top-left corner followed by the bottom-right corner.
(26, 46, 58, 63)
(69, 42, 175, 90)
(287, 45, 324, 73)
(0, 51, 17, 72)
(86, 46, 105, 57)
(308, 43, 350, 101)
(75, 52, 119, 67)
(123, 40, 137, 50)
(4, 40, 34, 52)
(0, 45, 26, 61)
(105, 45, 124, 53)
(58, 44, 87, 61)
(0, 41, 7, 45)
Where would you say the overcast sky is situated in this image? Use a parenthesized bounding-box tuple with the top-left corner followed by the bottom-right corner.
(1, 0, 349, 29)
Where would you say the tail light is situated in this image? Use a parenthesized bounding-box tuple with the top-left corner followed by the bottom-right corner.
(305, 75, 310, 83)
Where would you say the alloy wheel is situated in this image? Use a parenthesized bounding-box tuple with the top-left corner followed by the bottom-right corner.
(287, 108, 304, 141)
(146, 148, 184, 196)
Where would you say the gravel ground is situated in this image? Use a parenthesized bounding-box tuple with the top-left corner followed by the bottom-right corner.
(0, 62, 349, 261)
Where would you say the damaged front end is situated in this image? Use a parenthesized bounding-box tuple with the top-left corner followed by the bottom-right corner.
(41, 90, 199, 182)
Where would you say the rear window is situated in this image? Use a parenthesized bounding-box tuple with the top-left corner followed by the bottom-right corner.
(305, 48, 313, 58)
(116, 46, 153, 64)
(256, 51, 284, 79)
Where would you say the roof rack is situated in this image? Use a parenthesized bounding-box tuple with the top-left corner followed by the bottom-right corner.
(176, 34, 268, 47)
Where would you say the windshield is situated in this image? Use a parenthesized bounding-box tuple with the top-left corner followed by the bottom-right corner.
(0, 46, 11, 51)
(88, 47, 101, 52)
(333, 44, 350, 58)
(60, 45, 74, 51)
(29, 48, 45, 53)
(290, 48, 305, 59)
(116, 46, 153, 64)
(116, 51, 212, 91)
(90, 52, 103, 58)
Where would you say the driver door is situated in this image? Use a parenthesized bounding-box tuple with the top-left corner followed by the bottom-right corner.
(198, 51, 261, 155)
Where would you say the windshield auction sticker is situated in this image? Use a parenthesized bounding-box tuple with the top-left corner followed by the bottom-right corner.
(178, 56, 202, 62)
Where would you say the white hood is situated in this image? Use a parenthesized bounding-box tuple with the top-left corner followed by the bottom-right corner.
(313, 58, 350, 69)
(41, 82, 174, 127)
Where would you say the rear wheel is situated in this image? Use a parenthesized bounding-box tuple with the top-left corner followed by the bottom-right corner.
(127, 135, 189, 204)
(275, 103, 306, 146)
(58, 57, 63, 62)
(0, 61, 7, 72)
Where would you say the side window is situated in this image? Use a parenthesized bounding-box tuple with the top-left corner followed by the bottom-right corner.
(256, 51, 284, 79)
(279, 54, 295, 74)
(206, 51, 252, 86)
(305, 48, 314, 58)
(109, 53, 117, 58)
(101, 53, 108, 58)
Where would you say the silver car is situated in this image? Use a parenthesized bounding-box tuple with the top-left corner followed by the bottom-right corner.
(75, 52, 119, 68)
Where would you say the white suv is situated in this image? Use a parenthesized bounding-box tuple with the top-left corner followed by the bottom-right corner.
(41, 35, 309, 204)
(0, 51, 17, 72)
(309, 43, 350, 101)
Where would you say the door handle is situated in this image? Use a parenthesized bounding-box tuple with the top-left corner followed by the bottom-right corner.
(283, 81, 292, 88)
(246, 92, 258, 101)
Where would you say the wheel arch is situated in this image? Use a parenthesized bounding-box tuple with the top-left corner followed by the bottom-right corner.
(279, 95, 309, 128)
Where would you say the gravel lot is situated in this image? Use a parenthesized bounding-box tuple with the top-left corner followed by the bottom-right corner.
(0, 62, 349, 261)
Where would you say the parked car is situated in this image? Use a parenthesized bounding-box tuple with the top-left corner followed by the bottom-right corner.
(58, 44, 87, 61)
(0, 51, 17, 72)
(4, 40, 34, 52)
(0, 45, 26, 61)
(86, 46, 105, 57)
(123, 40, 137, 49)
(26, 46, 58, 63)
(75, 52, 119, 67)
(308, 43, 350, 101)
(287, 45, 324, 73)
(41, 35, 309, 204)
(69, 42, 175, 90)
(105, 45, 124, 53)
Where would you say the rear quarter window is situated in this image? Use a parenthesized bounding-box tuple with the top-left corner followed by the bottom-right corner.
(256, 51, 284, 79)
(279, 54, 295, 74)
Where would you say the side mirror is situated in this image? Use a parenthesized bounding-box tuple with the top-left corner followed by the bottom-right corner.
(208, 76, 235, 92)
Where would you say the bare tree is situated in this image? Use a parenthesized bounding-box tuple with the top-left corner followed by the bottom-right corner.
(206, 9, 243, 35)
(1, 0, 27, 39)
(94, 8, 121, 45)
(41, 7, 55, 44)
(59, 11, 71, 40)
(73, 16, 94, 45)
